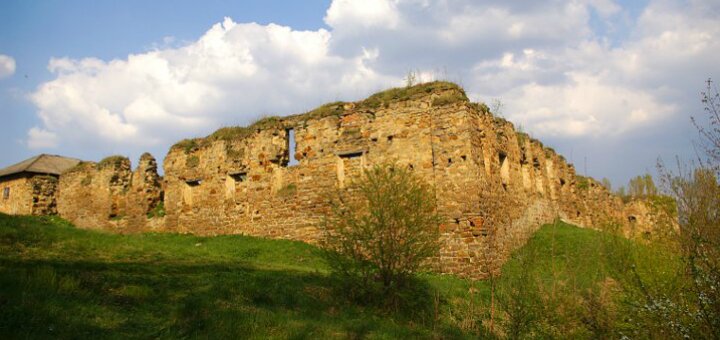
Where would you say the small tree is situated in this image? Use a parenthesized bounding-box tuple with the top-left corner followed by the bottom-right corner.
(321, 163, 441, 304)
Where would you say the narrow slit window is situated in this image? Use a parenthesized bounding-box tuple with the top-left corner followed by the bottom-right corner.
(339, 151, 363, 159)
(3, 187, 9, 199)
(287, 128, 299, 166)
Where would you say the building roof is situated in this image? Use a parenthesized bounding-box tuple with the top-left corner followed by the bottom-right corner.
(0, 154, 82, 178)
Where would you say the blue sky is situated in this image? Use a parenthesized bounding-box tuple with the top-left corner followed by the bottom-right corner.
(0, 0, 718, 188)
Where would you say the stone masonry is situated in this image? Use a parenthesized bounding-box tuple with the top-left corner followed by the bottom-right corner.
(52, 82, 662, 279)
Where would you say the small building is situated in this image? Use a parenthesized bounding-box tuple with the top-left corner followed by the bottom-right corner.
(0, 154, 81, 215)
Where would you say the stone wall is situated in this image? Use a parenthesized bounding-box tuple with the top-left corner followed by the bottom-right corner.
(156, 82, 630, 278)
(51, 81, 664, 279)
(57, 154, 164, 232)
(0, 174, 33, 215)
(0, 174, 60, 216)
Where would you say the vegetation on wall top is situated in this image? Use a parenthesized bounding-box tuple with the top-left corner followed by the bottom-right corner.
(97, 155, 128, 169)
(358, 81, 467, 110)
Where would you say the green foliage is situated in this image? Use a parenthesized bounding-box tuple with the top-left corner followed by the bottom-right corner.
(0, 213, 470, 339)
(516, 131, 529, 147)
(358, 81, 466, 109)
(470, 102, 491, 114)
(97, 155, 127, 169)
(173, 139, 199, 154)
(576, 175, 590, 191)
(147, 201, 165, 218)
(186, 156, 199, 168)
(305, 101, 347, 120)
(544, 147, 556, 158)
(0, 213, 697, 338)
(208, 126, 252, 142)
(321, 163, 441, 309)
(648, 194, 677, 218)
(627, 173, 658, 197)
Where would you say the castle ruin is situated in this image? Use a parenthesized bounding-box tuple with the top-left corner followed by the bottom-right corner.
(1, 82, 660, 278)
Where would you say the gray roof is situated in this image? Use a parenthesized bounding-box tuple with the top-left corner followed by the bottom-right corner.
(0, 154, 82, 178)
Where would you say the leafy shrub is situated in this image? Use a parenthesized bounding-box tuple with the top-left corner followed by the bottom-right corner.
(321, 163, 440, 309)
(576, 176, 590, 191)
(147, 201, 165, 218)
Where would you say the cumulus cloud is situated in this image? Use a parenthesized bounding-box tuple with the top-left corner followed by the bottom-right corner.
(29, 17, 395, 150)
(27, 0, 720, 164)
(0, 54, 16, 78)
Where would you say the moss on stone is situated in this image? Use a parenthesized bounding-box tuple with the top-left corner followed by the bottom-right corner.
(576, 175, 590, 191)
(276, 183, 297, 197)
(305, 101, 347, 120)
(186, 156, 200, 168)
(172, 139, 199, 154)
(147, 201, 165, 218)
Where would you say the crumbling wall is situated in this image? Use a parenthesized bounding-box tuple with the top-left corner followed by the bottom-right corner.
(0, 174, 60, 216)
(159, 82, 630, 278)
(57, 155, 164, 231)
(29, 175, 59, 215)
(51, 81, 655, 279)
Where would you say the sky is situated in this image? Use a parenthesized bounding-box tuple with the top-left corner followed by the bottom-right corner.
(0, 0, 718, 188)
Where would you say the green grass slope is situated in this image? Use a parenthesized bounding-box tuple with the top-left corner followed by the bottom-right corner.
(0, 214, 680, 339)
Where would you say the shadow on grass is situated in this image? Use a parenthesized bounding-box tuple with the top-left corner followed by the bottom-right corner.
(0, 257, 452, 339)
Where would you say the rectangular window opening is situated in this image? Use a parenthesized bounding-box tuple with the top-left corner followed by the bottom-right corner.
(186, 179, 202, 187)
(286, 128, 299, 166)
(229, 172, 247, 182)
(3, 187, 9, 199)
(339, 151, 363, 159)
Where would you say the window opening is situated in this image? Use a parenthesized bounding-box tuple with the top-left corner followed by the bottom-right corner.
(3, 187, 9, 199)
(287, 128, 299, 166)
(229, 172, 247, 182)
(499, 151, 510, 185)
(339, 151, 363, 159)
(186, 179, 202, 187)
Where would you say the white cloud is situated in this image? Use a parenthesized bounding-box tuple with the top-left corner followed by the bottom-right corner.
(325, 0, 401, 29)
(27, 127, 58, 149)
(0, 54, 16, 78)
(30, 17, 395, 151)
(27, 1, 720, 166)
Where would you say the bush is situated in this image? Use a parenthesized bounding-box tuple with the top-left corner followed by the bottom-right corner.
(321, 163, 440, 308)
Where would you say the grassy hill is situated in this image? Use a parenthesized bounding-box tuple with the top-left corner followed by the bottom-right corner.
(0, 214, 681, 339)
